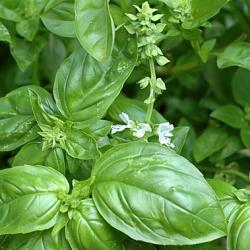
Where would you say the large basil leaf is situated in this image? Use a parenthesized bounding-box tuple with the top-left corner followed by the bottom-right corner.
(217, 42, 250, 70)
(75, 0, 115, 61)
(0, 86, 50, 151)
(66, 198, 124, 250)
(6, 229, 70, 250)
(0, 165, 69, 234)
(53, 29, 137, 125)
(227, 204, 250, 250)
(41, 2, 75, 37)
(92, 142, 226, 245)
(12, 142, 67, 174)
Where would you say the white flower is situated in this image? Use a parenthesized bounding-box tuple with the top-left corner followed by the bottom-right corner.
(157, 122, 175, 148)
(111, 112, 152, 138)
(132, 123, 152, 138)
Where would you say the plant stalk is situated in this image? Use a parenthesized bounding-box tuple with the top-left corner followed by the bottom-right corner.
(145, 58, 156, 123)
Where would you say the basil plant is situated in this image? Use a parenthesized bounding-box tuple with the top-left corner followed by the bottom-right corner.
(0, 0, 250, 249)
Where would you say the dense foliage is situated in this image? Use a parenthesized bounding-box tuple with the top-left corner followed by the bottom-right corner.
(0, 0, 250, 249)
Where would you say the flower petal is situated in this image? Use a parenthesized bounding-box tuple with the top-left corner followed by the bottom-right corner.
(111, 125, 129, 134)
(138, 123, 152, 132)
(132, 128, 146, 138)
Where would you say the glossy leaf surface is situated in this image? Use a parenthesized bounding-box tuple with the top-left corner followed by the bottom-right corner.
(0, 165, 69, 234)
(53, 29, 137, 124)
(92, 142, 226, 245)
(75, 0, 115, 61)
(66, 199, 124, 250)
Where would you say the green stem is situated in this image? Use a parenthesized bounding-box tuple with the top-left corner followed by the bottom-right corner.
(145, 58, 156, 123)
(198, 166, 249, 182)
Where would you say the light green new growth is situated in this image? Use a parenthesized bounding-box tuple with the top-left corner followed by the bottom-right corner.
(125, 1, 170, 123)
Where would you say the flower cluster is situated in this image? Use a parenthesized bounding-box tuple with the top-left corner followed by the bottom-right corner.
(125, 1, 169, 65)
(111, 112, 175, 148)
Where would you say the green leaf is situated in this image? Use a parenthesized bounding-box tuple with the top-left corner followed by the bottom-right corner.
(208, 179, 242, 221)
(40, 34, 67, 82)
(240, 126, 250, 148)
(160, 0, 228, 29)
(125, 239, 156, 250)
(6, 229, 70, 250)
(66, 198, 124, 250)
(63, 128, 100, 160)
(92, 142, 226, 245)
(0, 165, 69, 234)
(75, 0, 115, 61)
(209, 136, 243, 162)
(227, 204, 250, 250)
(10, 36, 47, 71)
(41, 2, 75, 38)
(182, 0, 229, 29)
(83, 120, 112, 139)
(217, 42, 250, 70)
(16, 17, 40, 41)
(12, 142, 67, 174)
(210, 105, 248, 129)
(28, 88, 59, 127)
(0, 86, 49, 151)
(0, 2, 22, 21)
(193, 127, 229, 162)
(0, 22, 11, 43)
(53, 29, 137, 125)
(108, 95, 166, 124)
(172, 126, 190, 154)
(199, 39, 216, 63)
(231, 68, 250, 106)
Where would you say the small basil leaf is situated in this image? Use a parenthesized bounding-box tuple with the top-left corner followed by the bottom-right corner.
(240, 126, 250, 149)
(53, 28, 137, 125)
(210, 105, 248, 129)
(16, 17, 39, 41)
(193, 127, 229, 162)
(41, 2, 75, 38)
(232, 68, 250, 106)
(63, 128, 99, 160)
(208, 179, 242, 221)
(172, 126, 190, 154)
(209, 136, 243, 162)
(0, 86, 49, 151)
(83, 120, 112, 139)
(28, 88, 59, 127)
(0, 22, 11, 43)
(0, 165, 69, 234)
(75, 0, 115, 61)
(92, 142, 226, 245)
(10, 36, 47, 72)
(12, 142, 67, 174)
(66, 198, 124, 250)
(217, 42, 250, 70)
